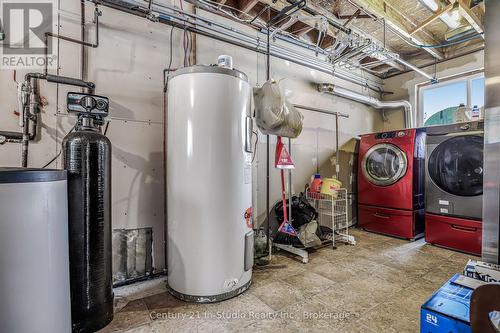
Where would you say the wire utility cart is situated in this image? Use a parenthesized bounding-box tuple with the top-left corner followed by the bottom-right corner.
(306, 188, 356, 248)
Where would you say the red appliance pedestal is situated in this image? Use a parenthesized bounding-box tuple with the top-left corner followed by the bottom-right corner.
(358, 204, 425, 240)
(425, 213, 482, 256)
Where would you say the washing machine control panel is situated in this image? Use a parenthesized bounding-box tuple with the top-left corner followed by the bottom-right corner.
(375, 131, 407, 140)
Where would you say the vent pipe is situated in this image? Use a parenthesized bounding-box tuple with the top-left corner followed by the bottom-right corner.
(317, 83, 414, 128)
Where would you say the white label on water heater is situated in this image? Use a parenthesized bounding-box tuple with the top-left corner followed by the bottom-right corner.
(224, 278, 238, 290)
(439, 200, 449, 205)
(440, 208, 449, 214)
(244, 166, 251, 184)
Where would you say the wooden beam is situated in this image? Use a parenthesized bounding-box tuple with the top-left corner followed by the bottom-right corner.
(297, 26, 314, 36)
(331, 0, 342, 19)
(343, 9, 361, 27)
(320, 35, 335, 49)
(351, 0, 443, 59)
(458, 0, 484, 38)
(410, 3, 454, 35)
(337, 14, 372, 19)
(287, 22, 315, 36)
(239, 0, 260, 13)
(259, 0, 338, 37)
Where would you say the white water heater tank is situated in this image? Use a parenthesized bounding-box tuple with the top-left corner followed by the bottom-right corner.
(167, 66, 253, 302)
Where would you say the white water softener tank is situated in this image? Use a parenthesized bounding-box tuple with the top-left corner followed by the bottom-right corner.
(167, 65, 254, 302)
(0, 168, 71, 333)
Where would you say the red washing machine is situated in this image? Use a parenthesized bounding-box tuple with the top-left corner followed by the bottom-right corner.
(358, 128, 426, 240)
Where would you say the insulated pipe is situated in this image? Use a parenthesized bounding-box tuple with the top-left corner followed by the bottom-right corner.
(46, 74, 96, 89)
(318, 83, 414, 128)
(388, 55, 435, 81)
(25, 73, 95, 89)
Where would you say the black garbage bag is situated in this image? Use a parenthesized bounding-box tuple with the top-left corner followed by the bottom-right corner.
(272, 193, 318, 245)
(275, 193, 318, 230)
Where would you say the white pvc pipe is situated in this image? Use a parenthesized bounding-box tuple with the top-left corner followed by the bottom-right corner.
(318, 83, 414, 128)
(388, 55, 435, 81)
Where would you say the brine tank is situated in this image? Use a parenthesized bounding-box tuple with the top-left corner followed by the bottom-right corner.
(0, 168, 71, 333)
(167, 65, 254, 302)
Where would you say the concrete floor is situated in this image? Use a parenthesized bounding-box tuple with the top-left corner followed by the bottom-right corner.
(99, 228, 475, 333)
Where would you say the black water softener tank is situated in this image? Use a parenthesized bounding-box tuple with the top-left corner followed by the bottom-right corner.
(63, 92, 113, 333)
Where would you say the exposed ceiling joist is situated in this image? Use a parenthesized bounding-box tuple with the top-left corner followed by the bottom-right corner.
(296, 26, 315, 36)
(301, 0, 391, 47)
(350, 0, 444, 59)
(259, 0, 339, 38)
(458, 0, 484, 38)
(295, 0, 407, 71)
(219, 0, 432, 75)
(343, 9, 361, 27)
(331, 0, 342, 19)
(239, 0, 260, 13)
(337, 14, 372, 19)
(410, 3, 454, 35)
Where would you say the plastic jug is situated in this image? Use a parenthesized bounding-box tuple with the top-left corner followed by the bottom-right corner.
(310, 174, 322, 193)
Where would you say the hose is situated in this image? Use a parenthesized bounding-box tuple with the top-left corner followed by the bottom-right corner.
(410, 33, 484, 49)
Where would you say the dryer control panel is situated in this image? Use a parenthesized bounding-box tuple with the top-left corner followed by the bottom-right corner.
(375, 130, 408, 140)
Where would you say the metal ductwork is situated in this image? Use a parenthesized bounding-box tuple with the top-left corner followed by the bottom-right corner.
(318, 83, 414, 128)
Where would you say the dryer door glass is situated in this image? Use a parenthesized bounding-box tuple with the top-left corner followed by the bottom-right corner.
(362, 143, 408, 186)
(428, 135, 483, 196)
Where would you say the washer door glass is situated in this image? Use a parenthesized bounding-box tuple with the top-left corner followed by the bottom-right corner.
(362, 143, 408, 186)
(428, 135, 483, 196)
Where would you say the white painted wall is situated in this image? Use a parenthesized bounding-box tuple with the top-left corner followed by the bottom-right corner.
(0, 0, 383, 272)
(383, 50, 484, 130)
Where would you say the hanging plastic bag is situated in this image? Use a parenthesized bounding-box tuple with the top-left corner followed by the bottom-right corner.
(253, 80, 284, 131)
(253, 80, 303, 138)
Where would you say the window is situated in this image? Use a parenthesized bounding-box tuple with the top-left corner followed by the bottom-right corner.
(471, 77, 485, 110)
(419, 73, 484, 126)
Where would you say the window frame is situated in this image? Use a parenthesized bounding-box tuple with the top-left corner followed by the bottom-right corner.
(417, 69, 484, 127)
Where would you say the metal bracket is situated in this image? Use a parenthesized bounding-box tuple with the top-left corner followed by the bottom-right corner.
(146, 11, 160, 22)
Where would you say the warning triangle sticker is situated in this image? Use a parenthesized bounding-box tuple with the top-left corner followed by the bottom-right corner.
(275, 137, 294, 169)
(278, 219, 297, 236)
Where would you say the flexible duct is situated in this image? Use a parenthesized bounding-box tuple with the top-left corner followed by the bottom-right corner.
(317, 83, 414, 128)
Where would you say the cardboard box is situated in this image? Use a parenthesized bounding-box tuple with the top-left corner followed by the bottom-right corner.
(420, 274, 472, 333)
